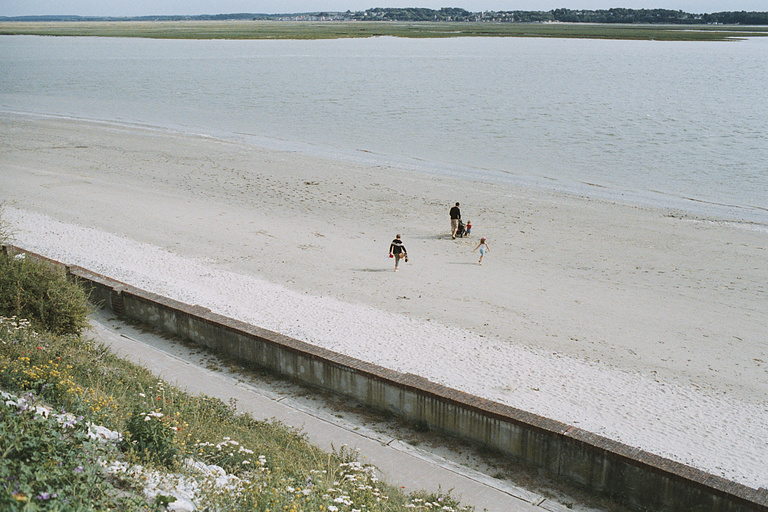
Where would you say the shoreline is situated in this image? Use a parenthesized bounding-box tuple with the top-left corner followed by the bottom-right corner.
(2, 113, 767, 488)
(6, 110, 768, 229)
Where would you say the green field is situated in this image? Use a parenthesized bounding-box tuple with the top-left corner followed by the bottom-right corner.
(2, 20, 767, 41)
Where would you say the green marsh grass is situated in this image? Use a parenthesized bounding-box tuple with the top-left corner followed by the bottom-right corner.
(1, 20, 767, 41)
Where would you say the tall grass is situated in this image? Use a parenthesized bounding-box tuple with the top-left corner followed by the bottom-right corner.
(0, 254, 90, 336)
(1, 20, 767, 41)
(0, 207, 89, 336)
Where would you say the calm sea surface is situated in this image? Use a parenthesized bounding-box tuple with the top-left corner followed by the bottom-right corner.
(2, 35, 766, 225)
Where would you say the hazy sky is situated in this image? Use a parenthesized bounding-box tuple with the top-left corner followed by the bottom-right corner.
(1, 1, 763, 17)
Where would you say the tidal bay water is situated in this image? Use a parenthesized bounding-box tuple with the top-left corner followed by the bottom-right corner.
(1, 34, 766, 225)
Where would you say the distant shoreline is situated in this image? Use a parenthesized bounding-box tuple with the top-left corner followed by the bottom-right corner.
(2, 20, 768, 41)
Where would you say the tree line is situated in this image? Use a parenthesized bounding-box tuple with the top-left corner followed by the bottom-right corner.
(4, 8, 767, 25)
(349, 7, 768, 25)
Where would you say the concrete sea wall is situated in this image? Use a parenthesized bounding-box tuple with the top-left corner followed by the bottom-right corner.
(4, 245, 767, 512)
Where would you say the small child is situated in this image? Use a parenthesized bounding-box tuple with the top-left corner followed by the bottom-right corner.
(465, 221, 472, 237)
(473, 237, 489, 265)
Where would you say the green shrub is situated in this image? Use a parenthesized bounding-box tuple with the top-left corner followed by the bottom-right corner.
(0, 254, 89, 336)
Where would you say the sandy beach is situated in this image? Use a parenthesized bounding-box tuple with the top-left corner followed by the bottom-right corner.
(2, 113, 767, 489)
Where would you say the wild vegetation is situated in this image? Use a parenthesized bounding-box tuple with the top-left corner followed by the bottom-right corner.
(0, 252, 89, 337)
(0, 211, 470, 511)
(0, 19, 767, 41)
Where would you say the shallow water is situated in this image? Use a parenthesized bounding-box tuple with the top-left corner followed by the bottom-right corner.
(2, 35, 766, 224)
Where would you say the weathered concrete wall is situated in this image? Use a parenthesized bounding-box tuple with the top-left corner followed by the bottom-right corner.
(5, 245, 767, 512)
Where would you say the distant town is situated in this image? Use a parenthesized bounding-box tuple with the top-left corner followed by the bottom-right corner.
(3, 7, 768, 25)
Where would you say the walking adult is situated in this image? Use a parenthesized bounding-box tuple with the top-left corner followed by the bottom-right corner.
(388, 234, 408, 272)
(450, 202, 461, 239)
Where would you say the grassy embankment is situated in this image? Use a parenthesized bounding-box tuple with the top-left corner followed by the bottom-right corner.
(1, 20, 768, 41)
(0, 213, 469, 511)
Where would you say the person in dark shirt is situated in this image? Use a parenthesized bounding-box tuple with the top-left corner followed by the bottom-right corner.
(388, 234, 408, 272)
(449, 202, 461, 239)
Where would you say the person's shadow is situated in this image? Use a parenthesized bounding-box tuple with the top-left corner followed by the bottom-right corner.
(414, 234, 454, 240)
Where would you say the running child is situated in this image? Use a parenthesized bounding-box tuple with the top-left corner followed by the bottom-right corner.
(473, 237, 489, 265)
